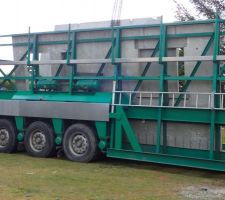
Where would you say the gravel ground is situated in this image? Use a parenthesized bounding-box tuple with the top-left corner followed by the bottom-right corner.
(181, 185, 225, 200)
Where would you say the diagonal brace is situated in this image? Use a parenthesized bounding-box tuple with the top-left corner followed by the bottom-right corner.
(132, 41, 160, 99)
(174, 35, 214, 106)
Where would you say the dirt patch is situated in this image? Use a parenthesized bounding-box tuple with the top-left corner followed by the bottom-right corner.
(180, 185, 225, 200)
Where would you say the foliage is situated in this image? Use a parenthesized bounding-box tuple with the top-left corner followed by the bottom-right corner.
(173, 0, 225, 62)
(173, 0, 225, 21)
(0, 80, 15, 90)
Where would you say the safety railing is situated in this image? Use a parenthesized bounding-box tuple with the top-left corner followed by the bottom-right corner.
(111, 91, 225, 110)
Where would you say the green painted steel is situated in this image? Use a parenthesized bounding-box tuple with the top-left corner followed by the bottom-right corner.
(15, 116, 24, 142)
(52, 118, 63, 145)
(210, 13, 221, 159)
(132, 41, 160, 97)
(11, 91, 112, 103)
(95, 121, 107, 150)
(1, 19, 224, 41)
(3, 31, 224, 48)
(156, 18, 168, 153)
(107, 149, 225, 172)
(75, 80, 100, 92)
(1, 16, 225, 171)
(174, 35, 214, 106)
(110, 107, 142, 152)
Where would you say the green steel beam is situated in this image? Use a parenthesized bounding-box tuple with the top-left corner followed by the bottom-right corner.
(115, 114, 122, 149)
(110, 120, 115, 149)
(123, 106, 225, 125)
(55, 52, 68, 77)
(27, 27, 35, 93)
(115, 28, 122, 90)
(111, 28, 122, 107)
(55, 64, 64, 77)
(71, 32, 77, 71)
(0, 75, 218, 81)
(1, 18, 223, 39)
(32, 34, 39, 92)
(96, 45, 113, 76)
(132, 40, 160, 95)
(27, 27, 31, 66)
(128, 143, 225, 160)
(15, 116, 24, 142)
(0, 45, 33, 89)
(0, 68, 6, 76)
(156, 19, 168, 153)
(107, 149, 225, 172)
(210, 13, 221, 159)
(66, 24, 71, 65)
(69, 32, 77, 94)
(111, 28, 115, 64)
(174, 35, 214, 106)
(32, 34, 39, 75)
(113, 107, 142, 152)
(2, 32, 217, 47)
(95, 121, 107, 150)
(0, 68, 13, 86)
(117, 28, 122, 90)
(52, 118, 63, 145)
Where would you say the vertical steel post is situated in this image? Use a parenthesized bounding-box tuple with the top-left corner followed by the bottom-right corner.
(174, 35, 214, 106)
(69, 32, 77, 94)
(112, 27, 121, 89)
(115, 28, 122, 91)
(156, 17, 168, 153)
(27, 27, 31, 66)
(66, 24, 71, 65)
(112, 27, 122, 150)
(32, 34, 39, 89)
(111, 27, 115, 65)
(27, 27, 35, 93)
(210, 13, 220, 159)
(115, 115, 122, 149)
(66, 24, 75, 94)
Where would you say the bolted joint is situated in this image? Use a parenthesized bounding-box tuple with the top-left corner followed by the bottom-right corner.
(17, 132, 24, 142)
(98, 140, 106, 150)
(55, 136, 62, 145)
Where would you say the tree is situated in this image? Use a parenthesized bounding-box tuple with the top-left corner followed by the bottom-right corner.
(0, 81, 15, 91)
(173, 0, 225, 21)
(174, 0, 225, 54)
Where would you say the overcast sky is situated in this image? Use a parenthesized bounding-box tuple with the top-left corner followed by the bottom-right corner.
(0, 0, 193, 34)
(0, 0, 193, 63)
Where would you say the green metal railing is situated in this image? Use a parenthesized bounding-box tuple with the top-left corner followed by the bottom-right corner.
(0, 15, 225, 171)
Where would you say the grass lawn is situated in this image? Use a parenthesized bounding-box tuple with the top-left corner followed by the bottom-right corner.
(0, 153, 225, 200)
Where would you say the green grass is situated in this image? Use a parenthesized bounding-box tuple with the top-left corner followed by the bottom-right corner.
(0, 153, 225, 200)
(221, 127, 225, 144)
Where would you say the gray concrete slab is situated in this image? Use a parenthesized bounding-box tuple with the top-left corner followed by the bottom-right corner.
(12, 18, 217, 150)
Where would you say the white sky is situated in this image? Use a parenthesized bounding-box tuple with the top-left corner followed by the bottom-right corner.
(0, 0, 193, 34)
(0, 0, 193, 64)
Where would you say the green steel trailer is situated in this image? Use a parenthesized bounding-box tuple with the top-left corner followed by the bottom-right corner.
(0, 15, 225, 171)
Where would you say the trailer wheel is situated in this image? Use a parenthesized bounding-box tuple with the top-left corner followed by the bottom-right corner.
(24, 121, 55, 157)
(63, 123, 99, 162)
(0, 119, 17, 153)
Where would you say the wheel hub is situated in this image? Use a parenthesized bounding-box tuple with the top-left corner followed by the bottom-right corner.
(30, 131, 46, 152)
(70, 134, 88, 156)
(0, 129, 9, 147)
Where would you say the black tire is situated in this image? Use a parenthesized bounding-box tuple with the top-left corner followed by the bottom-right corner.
(24, 121, 55, 157)
(63, 123, 99, 162)
(0, 119, 17, 153)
